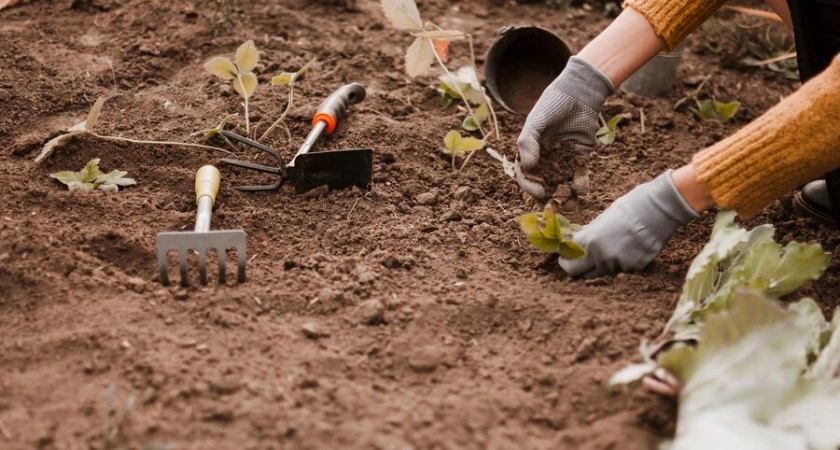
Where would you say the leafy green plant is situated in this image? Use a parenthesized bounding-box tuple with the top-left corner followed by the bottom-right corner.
(259, 57, 316, 142)
(610, 211, 829, 383)
(674, 76, 740, 122)
(516, 205, 585, 259)
(443, 130, 484, 170)
(204, 40, 259, 135)
(608, 212, 836, 448)
(595, 113, 625, 145)
(51, 158, 136, 192)
(380, 0, 499, 142)
(35, 96, 233, 165)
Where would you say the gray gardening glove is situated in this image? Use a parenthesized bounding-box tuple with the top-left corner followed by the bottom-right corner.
(559, 170, 700, 278)
(515, 56, 615, 200)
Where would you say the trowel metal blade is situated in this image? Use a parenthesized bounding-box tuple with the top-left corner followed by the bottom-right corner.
(289, 148, 373, 194)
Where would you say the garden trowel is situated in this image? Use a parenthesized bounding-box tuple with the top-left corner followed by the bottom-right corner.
(220, 82, 373, 193)
(155, 165, 247, 286)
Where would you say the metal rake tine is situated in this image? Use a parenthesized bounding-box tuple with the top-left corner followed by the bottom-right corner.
(178, 250, 189, 287)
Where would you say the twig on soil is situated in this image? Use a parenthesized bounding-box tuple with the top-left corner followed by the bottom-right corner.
(105, 57, 117, 90)
(248, 254, 258, 264)
(639, 108, 646, 134)
(0, 417, 12, 440)
(92, 133, 235, 156)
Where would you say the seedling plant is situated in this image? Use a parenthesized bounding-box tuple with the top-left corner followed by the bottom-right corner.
(609, 211, 837, 448)
(381, 0, 499, 170)
(204, 40, 259, 135)
(516, 205, 585, 259)
(50, 158, 135, 192)
(595, 113, 627, 145)
(674, 76, 740, 122)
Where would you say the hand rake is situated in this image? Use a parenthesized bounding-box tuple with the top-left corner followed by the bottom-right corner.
(155, 165, 247, 286)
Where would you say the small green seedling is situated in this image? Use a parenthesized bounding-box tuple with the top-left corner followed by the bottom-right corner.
(516, 206, 585, 259)
(596, 113, 625, 145)
(204, 40, 259, 134)
(693, 99, 740, 122)
(462, 103, 489, 132)
(34, 96, 232, 165)
(193, 113, 239, 139)
(440, 66, 485, 107)
(51, 158, 136, 192)
(260, 57, 317, 141)
(674, 76, 740, 122)
(443, 130, 484, 169)
(381, 0, 499, 140)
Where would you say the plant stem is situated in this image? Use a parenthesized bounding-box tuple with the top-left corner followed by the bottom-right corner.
(459, 149, 478, 172)
(237, 73, 250, 135)
(260, 80, 297, 142)
(466, 34, 499, 140)
(91, 133, 235, 155)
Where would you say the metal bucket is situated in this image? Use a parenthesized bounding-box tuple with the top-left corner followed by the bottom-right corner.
(621, 42, 686, 98)
(484, 26, 571, 115)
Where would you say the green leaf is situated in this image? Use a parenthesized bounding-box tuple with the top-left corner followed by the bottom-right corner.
(438, 66, 485, 105)
(462, 104, 489, 132)
(50, 159, 134, 192)
(516, 212, 541, 235)
(595, 114, 624, 145)
(557, 240, 586, 260)
(271, 72, 294, 86)
(766, 242, 830, 296)
(516, 207, 585, 259)
(693, 99, 740, 122)
(527, 232, 560, 254)
(79, 158, 101, 182)
(234, 40, 258, 73)
(442, 130, 484, 158)
(204, 56, 238, 80)
(194, 113, 238, 139)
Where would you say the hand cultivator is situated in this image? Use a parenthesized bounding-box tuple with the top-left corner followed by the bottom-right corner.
(155, 165, 247, 287)
(220, 82, 373, 193)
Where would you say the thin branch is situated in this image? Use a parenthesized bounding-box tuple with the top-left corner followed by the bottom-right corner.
(92, 133, 235, 155)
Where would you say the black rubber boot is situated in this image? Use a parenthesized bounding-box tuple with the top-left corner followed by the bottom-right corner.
(794, 180, 837, 226)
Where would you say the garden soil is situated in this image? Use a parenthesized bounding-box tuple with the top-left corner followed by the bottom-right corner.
(2, 1, 839, 449)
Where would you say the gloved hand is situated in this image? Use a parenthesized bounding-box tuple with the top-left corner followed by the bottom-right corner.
(515, 56, 615, 200)
(559, 170, 700, 278)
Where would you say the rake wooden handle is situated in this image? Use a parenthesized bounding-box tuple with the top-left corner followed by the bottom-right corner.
(195, 165, 220, 205)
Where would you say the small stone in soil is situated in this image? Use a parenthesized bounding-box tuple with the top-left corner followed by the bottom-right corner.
(353, 299, 385, 326)
(301, 321, 330, 339)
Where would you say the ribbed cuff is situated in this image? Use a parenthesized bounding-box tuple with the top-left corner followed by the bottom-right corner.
(623, 0, 728, 51)
(635, 170, 699, 240)
(557, 56, 615, 111)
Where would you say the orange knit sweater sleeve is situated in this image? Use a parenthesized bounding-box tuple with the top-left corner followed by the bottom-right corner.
(623, 0, 728, 50)
(692, 54, 840, 218)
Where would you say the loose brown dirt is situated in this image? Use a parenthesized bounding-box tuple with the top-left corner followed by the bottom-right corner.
(2, 1, 839, 449)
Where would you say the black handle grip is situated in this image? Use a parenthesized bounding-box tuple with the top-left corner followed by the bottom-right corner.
(312, 83, 366, 134)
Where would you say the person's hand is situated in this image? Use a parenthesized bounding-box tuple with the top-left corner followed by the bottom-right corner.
(515, 56, 614, 200)
(559, 171, 700, 278)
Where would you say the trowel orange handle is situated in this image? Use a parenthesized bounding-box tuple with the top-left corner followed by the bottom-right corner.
(311, 83, 367, 134)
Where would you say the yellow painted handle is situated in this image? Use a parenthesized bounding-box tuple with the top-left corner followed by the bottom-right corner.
(195, 165, 221, 205)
